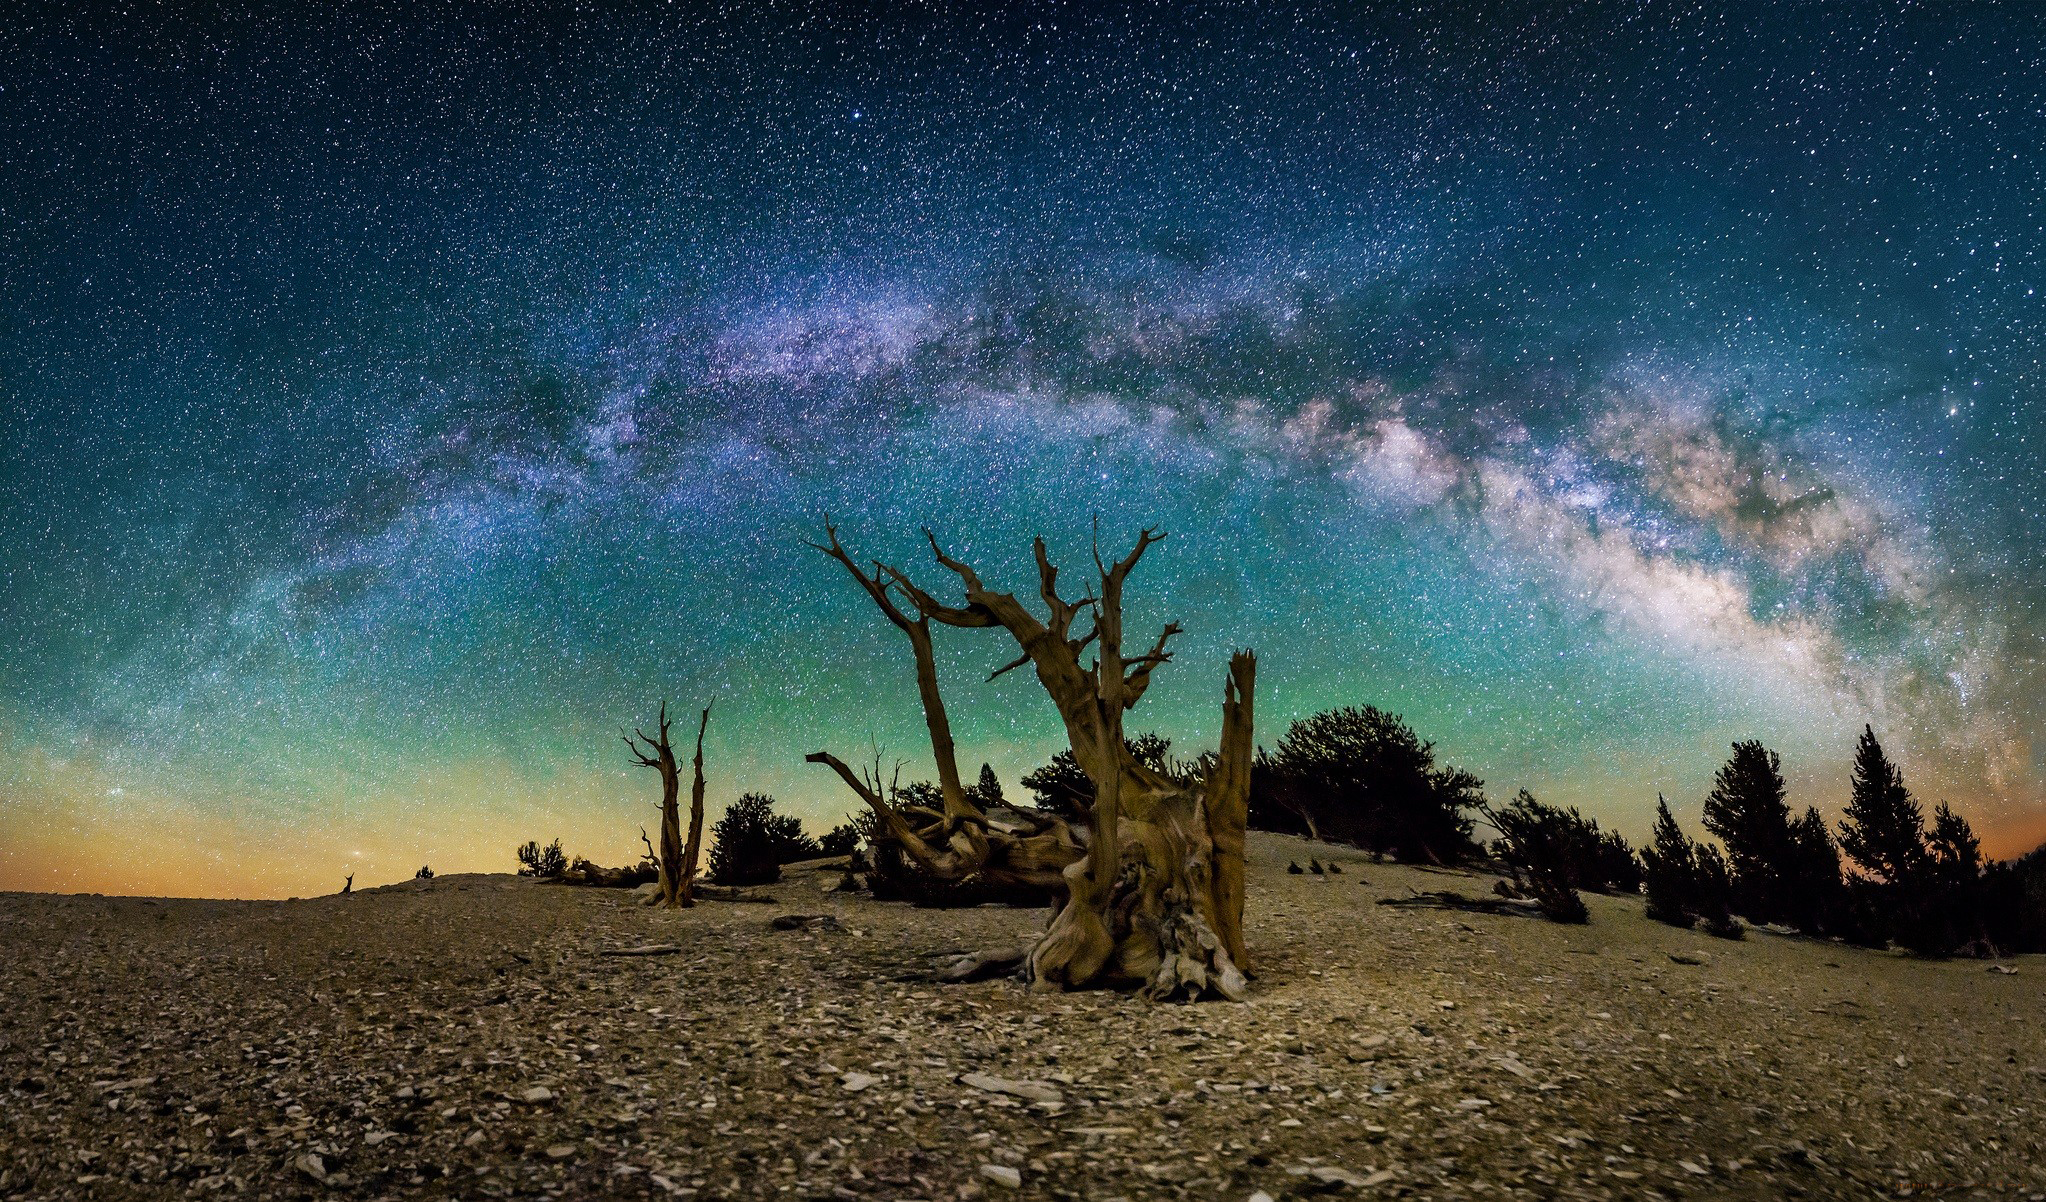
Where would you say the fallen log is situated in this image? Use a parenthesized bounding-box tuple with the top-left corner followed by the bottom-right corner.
(1377, 889, 1546, 917)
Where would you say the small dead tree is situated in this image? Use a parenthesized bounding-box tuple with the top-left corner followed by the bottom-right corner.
(808, 520, 1256, 1000)
(625, 702, 712, 908)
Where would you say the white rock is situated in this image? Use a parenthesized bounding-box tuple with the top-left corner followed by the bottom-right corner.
(521, 1086, 554, 1103)
(979, 1164, 1022, 1188)
(1310, 1166, 1369, 1186)
(840, 1072, 880, 1092)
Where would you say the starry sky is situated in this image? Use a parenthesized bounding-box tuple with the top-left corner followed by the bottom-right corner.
(3, 2, 2042, 898)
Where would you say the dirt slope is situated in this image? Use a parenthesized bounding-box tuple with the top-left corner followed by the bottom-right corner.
(1, 833, 2040, 1200)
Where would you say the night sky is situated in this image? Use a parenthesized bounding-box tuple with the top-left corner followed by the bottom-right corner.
(4, 3, 2042, 898)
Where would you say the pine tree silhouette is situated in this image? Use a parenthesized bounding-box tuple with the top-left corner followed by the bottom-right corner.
(1701, 740, 1795, 925)
(1641, 796, 1698, 929)
(1782, 806, 1843, 935)
(971, 763, 1006, 808)
(1838, 726, 1928, 887)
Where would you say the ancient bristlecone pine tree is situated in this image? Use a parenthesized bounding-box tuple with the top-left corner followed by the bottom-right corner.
(808, 522, 1257, 1000)
(625, 702, 711, 908)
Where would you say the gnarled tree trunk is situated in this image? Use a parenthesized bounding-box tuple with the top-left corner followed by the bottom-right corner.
(626, 703, 711, 908)
(808, 521, 1256, 1000)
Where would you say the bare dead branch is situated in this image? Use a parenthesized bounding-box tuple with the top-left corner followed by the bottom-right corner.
(986, 650, 1033, 682)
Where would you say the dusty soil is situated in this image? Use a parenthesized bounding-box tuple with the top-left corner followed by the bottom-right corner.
(1, 833, 2041, 1202)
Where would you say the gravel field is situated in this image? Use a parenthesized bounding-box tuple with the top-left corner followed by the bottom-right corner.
(2, 832, 2041, 1201)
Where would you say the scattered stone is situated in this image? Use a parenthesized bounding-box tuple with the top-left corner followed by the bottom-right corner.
(600, 943, 685, 956)
(840, 1072, 880, 1092)
(1309, 1165, 1370, 1186)
(293, 1153, 327, 1183)
(545, 1144, 577, 1160)
(960, 1072, 1064, 1105)
(770, 914, 846, 932)
(520, 1086, 555, 1103)
(979, 1164, 1022, 1189)
(1669, 952, 1708, 966)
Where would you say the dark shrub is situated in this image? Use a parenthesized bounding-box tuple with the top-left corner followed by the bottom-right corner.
(707, 793, 819, 886)
(819, 821, 862, 858)
(516, 838, 567, 879)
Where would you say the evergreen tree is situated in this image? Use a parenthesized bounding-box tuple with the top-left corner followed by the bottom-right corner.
(1920, 802, 1986, 956)
(1781, 805, 1843, 935)
(1701, 740, 1795, 925)
(1258, 706, 1483, 864)
(1640, 796, 1698, 929)
(1024, 734, 1174, 821)
(1490, 790, 1640, 893)
(1478, 791, 1588, 923)
(1981, 842, 2046, 956)
(968, 763, 1007, 809)
(1691, 842, 1744, 939)
(1928, 802, 1982, 877)
(1837, 726, 1928, 887)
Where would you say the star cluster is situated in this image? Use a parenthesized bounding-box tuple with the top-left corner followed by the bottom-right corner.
(2, 3, 2041, 896)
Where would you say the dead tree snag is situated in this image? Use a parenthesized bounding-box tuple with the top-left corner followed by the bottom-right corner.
(808, 520, 1256, 1000)
(625, 703, 712, 908)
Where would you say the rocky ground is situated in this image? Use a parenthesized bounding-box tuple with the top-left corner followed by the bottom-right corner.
(1, 832, 2041, 1201)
